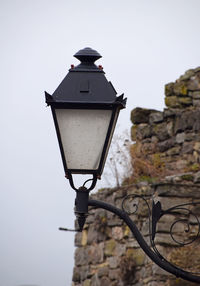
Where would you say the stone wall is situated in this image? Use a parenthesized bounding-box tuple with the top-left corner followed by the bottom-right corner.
(72, 67, 200, 286)
(130, 67, 200, 180)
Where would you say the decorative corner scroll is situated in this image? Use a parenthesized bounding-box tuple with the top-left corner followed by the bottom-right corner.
(121, 193, 200, 276)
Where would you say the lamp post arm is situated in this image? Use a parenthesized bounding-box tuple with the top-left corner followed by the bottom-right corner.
(88, 198, 200, 284)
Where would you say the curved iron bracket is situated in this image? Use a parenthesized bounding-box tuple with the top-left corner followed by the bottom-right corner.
(68, 173, 98, 191)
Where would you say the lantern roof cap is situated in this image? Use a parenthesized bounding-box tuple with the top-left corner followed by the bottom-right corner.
(74, 47, 102, 63)
(45, 47, 126, 108)
(72, 47, 102, 72)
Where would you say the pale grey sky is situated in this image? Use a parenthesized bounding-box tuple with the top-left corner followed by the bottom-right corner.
(1, 0, 200, 285)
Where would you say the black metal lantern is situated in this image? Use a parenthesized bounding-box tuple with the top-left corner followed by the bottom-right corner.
(45, 47, 126, 190)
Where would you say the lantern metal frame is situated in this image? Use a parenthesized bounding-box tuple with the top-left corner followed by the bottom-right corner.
(45, 47, 126, 190)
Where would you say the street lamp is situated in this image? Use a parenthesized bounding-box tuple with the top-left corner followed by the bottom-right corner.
(45, 47, 126, 191)
(45, 48, 200, 284)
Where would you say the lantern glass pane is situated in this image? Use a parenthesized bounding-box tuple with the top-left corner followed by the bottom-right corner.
(55, 109, 112, 171)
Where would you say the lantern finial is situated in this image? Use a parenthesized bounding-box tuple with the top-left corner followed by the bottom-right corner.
(74, 47, 102, 64)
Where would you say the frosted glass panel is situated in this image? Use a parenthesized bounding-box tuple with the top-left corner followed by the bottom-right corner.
(55, 109, 112, 170)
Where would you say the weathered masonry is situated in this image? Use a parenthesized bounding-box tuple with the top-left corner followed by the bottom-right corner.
(72, 67, 200, 286)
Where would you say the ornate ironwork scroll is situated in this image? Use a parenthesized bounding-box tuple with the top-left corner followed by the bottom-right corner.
(120, 191, 200, 278)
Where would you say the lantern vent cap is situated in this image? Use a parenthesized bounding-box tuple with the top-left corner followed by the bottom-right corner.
(72, 47, 102, 72)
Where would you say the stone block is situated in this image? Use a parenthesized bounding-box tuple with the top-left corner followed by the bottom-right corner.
(193, 151, 200, 163)
(131, 107, 157, 124)
(105, 239, 117, 257)
(167, 121, 174, 136)
(185, 132, 196, 141)
(175, 109, 200, 134)
(73, 266, 81, 282)
(75, 232, 83, 247)
(126, 239, 140, 248)
(124, 225, 130, 238)
(176, 132, 185, 144)
(107, 256, 120, 268)
(165, 96, 181, 108)
(176, 159, 187, 170)
(149, 112, 164, 124)
(131, 283, 143, 286)
(193, 99, 200, 107)
(126, 248, 145, 266)
(187, 75, 200, 90)
(91, 274, 100, 286)
(107, 217, 122, 226)
(193, 110, 200, 131)
(152, 122, 169, 141)
(158, 196, 191, 209)
(83, 279, 91, 286)
(81, 230, 88, 246)
(174, 115, 187, 133)
(163, 108, 176, 118)
(178, 96, 192, 105)
(75, 247, 88, 266)
(154, 233, 178, 246)
(115, 243, 126, 256)
(157, 138, 175, 152)
(109, 269, 121, 280)
(180, 173, 194, 181)
(194, 171, 200, 183)
(97, 266, 109, 278)
(137, 123, 152, 139)
(173, 81, 188, 95)
(99, 276, 111, 286)
(190, 90, 200, 98)
(87, 225, 108, 244)
(165, 82, 174, 96)
(156, 182, 200, 198)
(87, 243, 104, 264)
(112, 226, 123, 240)
(182, 142, 194, 154)
(110, 281, 123, 286)
(166, 146, 181, 156)
(194, 142, 200, 151)
(87, 226, 98, 244)
(80, 265, 91, 281)
(141, 220, 150, 236)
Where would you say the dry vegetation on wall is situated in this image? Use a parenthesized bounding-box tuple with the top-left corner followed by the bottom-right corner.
(103, 130, 164, 188)
(102, 130, 133, 187)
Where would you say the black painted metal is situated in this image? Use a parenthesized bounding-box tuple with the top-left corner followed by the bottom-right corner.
(88, 198, 200, 284)
(152, 200, 162, 240)
(73, 47, 102, 72)
(75, 187, 89, 214)
(98, 106, 120, 177)
(68, 173, 98, 192)
(45, 47, 126, 182)
(153, 200, 200, 246)
(75, 187, 90, 231)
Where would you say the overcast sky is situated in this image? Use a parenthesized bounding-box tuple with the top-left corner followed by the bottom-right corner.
(1, 1, 200, 285)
